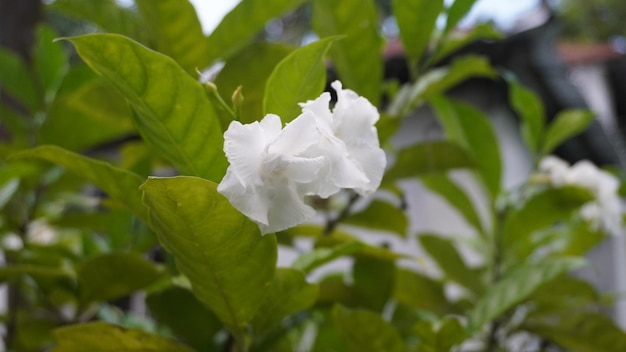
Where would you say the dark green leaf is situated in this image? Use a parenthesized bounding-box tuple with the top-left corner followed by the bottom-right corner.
(141, 176, 277, 331)
(136, 0, 208, 74)
(68, 34, 227, 182)
(11, 145, 148, 222)
(430, 95, 502, 197)
(394, 268, 454, 315)
(420, 173, 485, 233)
(419, 234, 484, 294)
(353, 256, 395, 312)
(78, 252, 166, 304)
(445, 0, 479, 33)
(292, 241, 364, 274)
(543, 109, 595, 154)
(507, 77, 545, 153)
(52, 322, 194, 352)
(252, 268, 318, 334)
(264, 37, 336, 122)
(413, 317, 466, 352)
(468, 257, 586, 333)
(433, 23, 502, 63)
(216, 42, 292, 124)
(0, 48, 39, 111)
(147, 286, 222, 352)
(344, 200, 408, 237)
(393, 0, 444, 67)
(384, 141, 475, 182)
(206, 0, 306, 63)
(0, 265, 74, 283)
(313, 0, 383, 104)
(34, 26, 68, 101)
(333, 305, 405, 352)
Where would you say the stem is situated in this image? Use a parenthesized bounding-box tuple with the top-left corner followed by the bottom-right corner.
(204, 82, 239, 122)
(323, 192, 359, 235)
(486, 207, 505, 351)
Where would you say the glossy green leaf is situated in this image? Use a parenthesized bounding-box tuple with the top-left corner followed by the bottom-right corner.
(389, 55, 496, 117)
(344, 200, 408, 237)
(384, 141, 475, 182)
(433, 23, 502, 63)
(543, 109, 595, 154)
(147, 286, 222, 352)
(68, 34, 227, 182)
(264, 37, 336, 122)
(11, 145, 148, 222)
(141, 176, 277, 331)
(504, 186, 593, 257)
(0, 48, 39, 112)
(34, 26, 68, 101)
(52, 322, 194, 352)
(420, 174, 484, 233)
(468, 257, 586, 333)
(40, 65, 135, 151)
(507, 77, 545, 153)
(49, 0, 145, 41)
(525, 311, 626, 352)
(78, 252, 166, 304)
(252, 268, 318, 334)
(216, 42, 292, 124)
(394, 268, 454, 315)
(333, 305, 405, 352)
(317, 274, 360, 307)
(393, 0, 444, 67)
(430, 95, 502, 197)
(445, 0, 479, 33)
(353, 256, 395, 312)
(528, 276, 599, 318)
(206, 0, 306, 63)
(292, 241, 364, 274)
(313, 0, 383, 104)
(136, 0, 208, 74)
(413, 317, 466, 352)
(419, 234, 483, 294)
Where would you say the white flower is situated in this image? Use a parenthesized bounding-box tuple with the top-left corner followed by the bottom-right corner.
(539, 156, 623, 235)
(217, 114, 324, 235)
(299, 81, 386, 197)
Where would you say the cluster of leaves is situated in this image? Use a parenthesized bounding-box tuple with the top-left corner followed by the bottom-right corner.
(557, 0, 626, 42)
(0, 0, 624, 351)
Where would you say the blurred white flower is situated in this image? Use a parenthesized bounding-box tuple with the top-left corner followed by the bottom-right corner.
(539, 156, 623, 235)
(2, 233, 23, 250)
(299, 81, 386, 197)
(27, 219, 58, 245)
(218, 81, 386, 235)
(218, 114, 324, 235)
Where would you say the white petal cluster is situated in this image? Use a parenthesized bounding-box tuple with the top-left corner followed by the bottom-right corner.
(539, 156, 623, 235)
(218, 81, 386, 235)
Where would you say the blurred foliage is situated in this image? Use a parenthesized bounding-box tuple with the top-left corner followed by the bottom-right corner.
(557, 0, 626, 41)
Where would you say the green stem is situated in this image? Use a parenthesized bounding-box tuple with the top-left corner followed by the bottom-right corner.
(204, 82, 239, 122)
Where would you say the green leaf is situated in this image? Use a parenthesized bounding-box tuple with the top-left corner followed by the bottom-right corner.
(0, 48, 39, 112)
(40, 65, 135, 152)
(419, 234, 484, 294)
(292, 241, 364, 274)
(344, 200, 408, 237)
(525, 312, 626, 352)
(11, 145, 148, 222)
(252, 268, 318, 334)
(215, 42, 292, 124)
(34, 26, 68, 101)
(384, 141, 475, 182)
(67, 34, 227, 182)
(136, 0, 208, 74)
(393, 0, 444, 67)
(78, 252, 165, 304)
(52, 322, 194, 352)
(388, 55, 496, 117)
(147, 286, 222, 352)
(353, 256, 395, 312)
(413, 317, 467, 352)
(140, 176, 277, 331)
(394, 268, 454, 315)
(206, 0, 306, 63)
(543, 109, 595, 154)
(0, 265, 74, 284)
(333, 305, 405, 352)
(445, 0, 479, 33)
(420, 174, 485, 233)
(433, 23, 502, 63)
(429, 95, 502, 197)
(264, 37, 336, 122)
(468, 257, 586, 333)
(312, 0, 383, 104)
(0, 178, 19, 211)
(504, 186, 594, 258)
(507, 77, 545, 153)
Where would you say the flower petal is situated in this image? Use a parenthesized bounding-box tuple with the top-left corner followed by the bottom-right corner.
(258, 179, 316, 235)
(345, 143, 387, 195)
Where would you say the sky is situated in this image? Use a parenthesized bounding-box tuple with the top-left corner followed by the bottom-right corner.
(189, 0, 542, 34)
